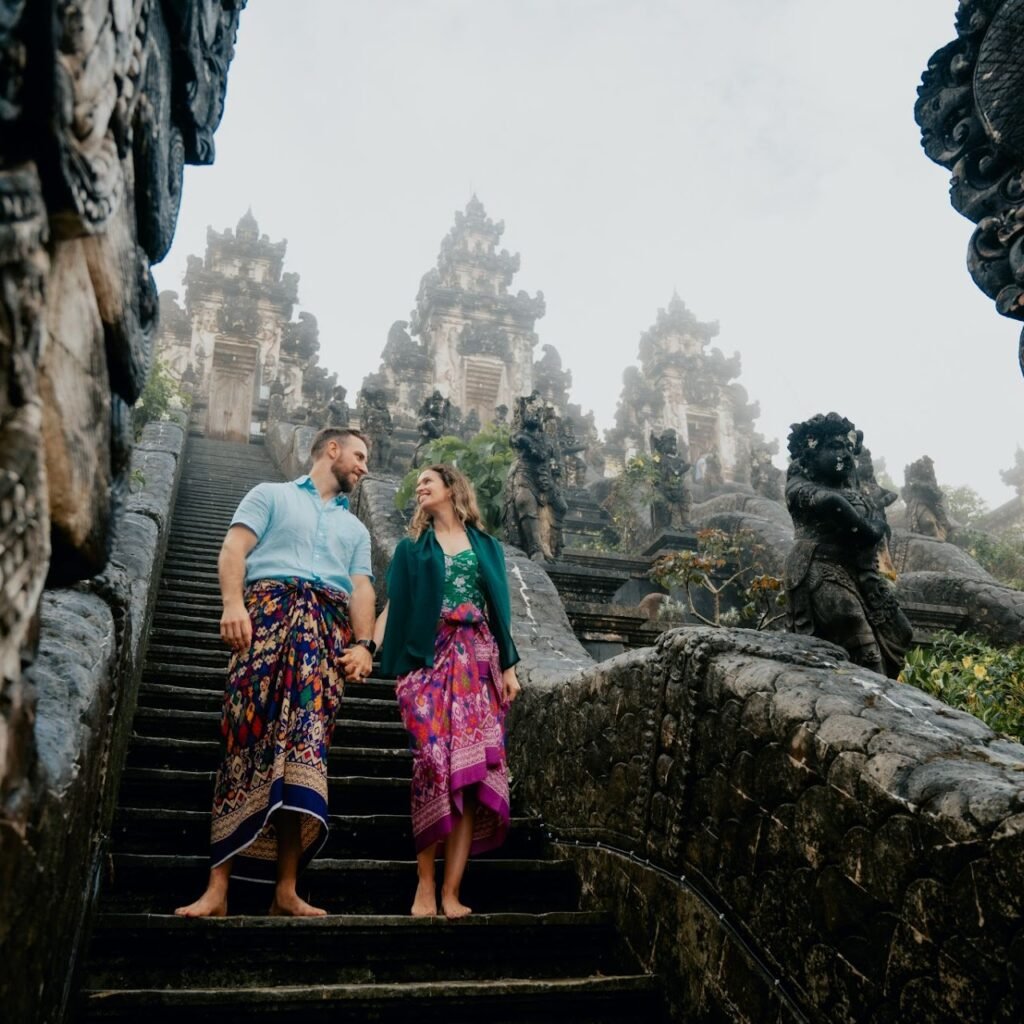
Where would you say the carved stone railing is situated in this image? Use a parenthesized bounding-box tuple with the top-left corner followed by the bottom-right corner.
(510, 627, 1024, 1023)
(1, 421, 186, 1024)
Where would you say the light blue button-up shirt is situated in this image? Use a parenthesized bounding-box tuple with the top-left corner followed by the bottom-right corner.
(231, 476, 373, 595)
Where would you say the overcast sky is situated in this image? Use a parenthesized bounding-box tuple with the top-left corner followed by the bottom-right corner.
(154, 1, 1023, 508)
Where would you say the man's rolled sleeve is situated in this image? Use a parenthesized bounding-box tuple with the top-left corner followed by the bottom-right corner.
(350, 530, 374, 582)
(231, 483, 275, 541)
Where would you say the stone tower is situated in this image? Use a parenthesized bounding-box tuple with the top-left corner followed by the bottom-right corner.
(607, 293, 760, 479)
(155, 210, 315, 441)
(369, 197, 545, 424)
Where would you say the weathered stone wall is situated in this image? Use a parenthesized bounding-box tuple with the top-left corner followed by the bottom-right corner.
(0, 421, 185, 1024)
(510, 627, 1024, 1023)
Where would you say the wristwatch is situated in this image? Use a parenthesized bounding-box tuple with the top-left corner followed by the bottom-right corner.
(351, 638, 377, 656)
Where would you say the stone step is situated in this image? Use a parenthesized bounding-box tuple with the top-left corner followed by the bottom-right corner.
(110, 808, 544, 860)
(81, 974, 661, 1023)
(135, 688, 396, 722)
(119, 767, 410, 814)
(100, 854, 582, 916)
(124, 736, 410, 778)
(148, 613, 222, 636)
(131, 708, 406, 747)
(138, 678, 396, 706)
(146, 643, 231, 669)
(83, 911, 632, 989)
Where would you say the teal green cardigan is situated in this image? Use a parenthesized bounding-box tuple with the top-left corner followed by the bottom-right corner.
(380, 525, 520, 677)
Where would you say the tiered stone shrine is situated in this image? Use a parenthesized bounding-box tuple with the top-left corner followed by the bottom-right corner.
(606, 293, 760, 480)
(366, 196, 546, 425)
(154, 210, 318, 441)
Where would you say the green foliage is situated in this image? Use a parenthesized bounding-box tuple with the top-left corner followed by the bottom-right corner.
(133, 359, 190, 437)
(950, 527, 1024, 590)
(941, 484, 989, 527)
(899, 631, 1024, 741)
(600, 454, 660, 552)
(649, 527, 786, 629)
(394, 425, 514, 535)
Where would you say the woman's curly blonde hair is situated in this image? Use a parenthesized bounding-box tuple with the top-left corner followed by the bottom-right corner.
(409, 463, 486, 539)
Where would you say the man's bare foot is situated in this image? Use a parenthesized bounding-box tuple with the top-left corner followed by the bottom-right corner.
(174, 889, 227, 918)
(441, 889, 472, 919)
(269, 891, 327, 917)
(411, 878, 437, 917)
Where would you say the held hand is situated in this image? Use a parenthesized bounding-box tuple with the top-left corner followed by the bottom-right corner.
(500, 666, 521, 704)
(340, 644, 373, 682)
(220, 601, 253, 652)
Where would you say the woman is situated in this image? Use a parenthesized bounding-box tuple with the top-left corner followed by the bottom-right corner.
(373, 464, 521, 918)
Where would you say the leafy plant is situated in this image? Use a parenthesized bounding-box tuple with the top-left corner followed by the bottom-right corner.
(949, 527, 1024, 590)
(133, 358, 190, 438)
(394, 425, 514, 535)
(649, 527, 786, 630)
(941, 484, 989, 528)
(600, 454, 660, 553)
(899, 631, 1024, 741)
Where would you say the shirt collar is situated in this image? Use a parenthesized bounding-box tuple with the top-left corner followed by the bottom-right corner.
(294, 475, 350, 508)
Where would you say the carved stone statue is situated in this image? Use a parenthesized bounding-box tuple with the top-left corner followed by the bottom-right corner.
(750, 440, 784, 502)
(650, 429, 692, 530)
(461, 408, 481, 439)
(699, 449, 724, 493)
(503, 392, 568, 561)
(1001, 447, 1024, 497)
(856, 442, 898, 516)
(560, 417, 588, 489)
(902, 455, 954, 541)
(358, 387, 394, 472)
(326, 385, 351, 428)
(412, 389, 453, 468)
(494, 404, 509, 427)
(784, 413, 912, 678)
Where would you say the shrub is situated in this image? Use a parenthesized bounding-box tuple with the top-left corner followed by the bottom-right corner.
(649, 527, 786, 630)
(133, 359, 190, 437)
(899, 631, 1024, 741)
(394, 425, 513, 535)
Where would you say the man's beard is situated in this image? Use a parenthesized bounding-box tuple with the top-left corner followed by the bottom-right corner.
(333, 465, 358, 493)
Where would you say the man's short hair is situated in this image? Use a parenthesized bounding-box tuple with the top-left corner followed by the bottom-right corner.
(310, 427, 369, 458)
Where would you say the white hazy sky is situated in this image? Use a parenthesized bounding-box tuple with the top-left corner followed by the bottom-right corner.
(154, 0, 1023, 508)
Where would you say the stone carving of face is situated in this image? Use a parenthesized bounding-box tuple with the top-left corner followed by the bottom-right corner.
(809, 431, 856, 485)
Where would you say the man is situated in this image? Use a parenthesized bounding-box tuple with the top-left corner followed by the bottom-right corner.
(175, 428, 377, 917)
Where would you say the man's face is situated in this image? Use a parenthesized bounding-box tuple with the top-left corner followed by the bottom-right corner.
(329, 437, 369, 493)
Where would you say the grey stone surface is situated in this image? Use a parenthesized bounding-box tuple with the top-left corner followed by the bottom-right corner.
(0, 421, 184, 1024)
(511, 625, 1024, 1023)
(264, 421, 316, 480)
(897, 570, 1024, 646)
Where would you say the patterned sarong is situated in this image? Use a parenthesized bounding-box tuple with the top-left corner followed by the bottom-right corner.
(395, 603, 510, 854)
(209, 578, 351, 883)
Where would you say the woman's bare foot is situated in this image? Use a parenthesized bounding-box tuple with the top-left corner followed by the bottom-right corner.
(441, 888, 472, 919)
(269, 890, 327, 917)
(174, 887, 227, 918)
(411, 878, 437, 917)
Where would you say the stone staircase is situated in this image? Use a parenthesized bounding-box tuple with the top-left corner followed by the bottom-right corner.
(77, 436, 665, 1023)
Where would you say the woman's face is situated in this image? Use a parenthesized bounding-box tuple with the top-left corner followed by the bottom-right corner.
(415, 469, 453, 516)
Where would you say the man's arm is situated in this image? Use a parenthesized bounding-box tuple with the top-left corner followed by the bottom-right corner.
(219, 524, 259, 650)
(338, 573, 376, 682)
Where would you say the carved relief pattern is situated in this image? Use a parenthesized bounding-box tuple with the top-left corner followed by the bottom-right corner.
(917, 0, 1024, 371)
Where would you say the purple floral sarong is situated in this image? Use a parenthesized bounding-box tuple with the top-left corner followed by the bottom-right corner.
(209, 578, 351, 883)
(395, 603, 510, 854)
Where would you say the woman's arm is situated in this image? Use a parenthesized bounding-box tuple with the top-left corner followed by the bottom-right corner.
(372, 601, 388, 654)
